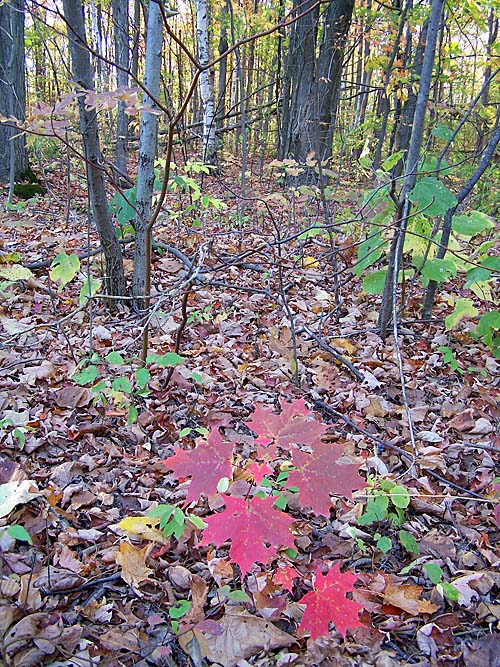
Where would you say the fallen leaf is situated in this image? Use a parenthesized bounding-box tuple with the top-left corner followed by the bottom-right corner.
(383, 583, 440, 615)
(115, 543, 153, 587)
(201, 495, 295, 574)
(202, 606, 294, 667)
(298, 563, 363, 639)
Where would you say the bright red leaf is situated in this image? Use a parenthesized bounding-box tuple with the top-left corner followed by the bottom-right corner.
(288, 440, 365, 516)
(200, 495, 296, 575)
(161, 429, 234, 505)
(274, 564, 300, 592)
(298, 563, 363, 639)
(247, 399, 328, 453)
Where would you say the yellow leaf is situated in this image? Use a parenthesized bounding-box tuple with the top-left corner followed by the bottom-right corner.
(117, 516, 167, 543)
(0, 264, 33, 281)
(303, 256, 319, 269)
(115, 543, 153, 587)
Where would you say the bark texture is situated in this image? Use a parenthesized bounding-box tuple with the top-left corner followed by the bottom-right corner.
(63, 0, 126, 299)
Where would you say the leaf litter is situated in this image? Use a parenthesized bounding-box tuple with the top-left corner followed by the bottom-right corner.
(1, 167, 499, 667)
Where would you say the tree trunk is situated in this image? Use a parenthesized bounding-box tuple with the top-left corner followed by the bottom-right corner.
(196, 0, 217, 165)
(279, 0, 354, 180)
(378, 0, 445, 338)
(62, 0, 126, 300)
(216, 4, 228, 133)
(0, 0, 32, 184)
(113, 0, 130, 182)
(133, 0, 163, 303)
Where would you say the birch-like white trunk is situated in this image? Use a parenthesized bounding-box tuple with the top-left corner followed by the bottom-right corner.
(196, 0, 217, 165)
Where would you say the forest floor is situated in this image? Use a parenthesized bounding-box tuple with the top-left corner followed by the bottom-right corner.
(1, 158, 499, 667)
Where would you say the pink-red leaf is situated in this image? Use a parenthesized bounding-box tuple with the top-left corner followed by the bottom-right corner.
(200, 495, 296, 575)
(247, 399, 328, 453)
(288, 440, 365, 516)
(161, 429, 234, 504)
(298, 563, 363, 639)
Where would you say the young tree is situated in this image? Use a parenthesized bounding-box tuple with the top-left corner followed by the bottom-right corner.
(62, 0, 126, 300)
(378, 0, 445, 337)
(0, 0, 32, 184)
(133, 0, 163, 304)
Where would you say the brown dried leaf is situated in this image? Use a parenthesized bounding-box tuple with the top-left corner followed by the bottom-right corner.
(115, 542, 153, 587)
(383, 583, 440, 615)
(202, 606, 294, 667)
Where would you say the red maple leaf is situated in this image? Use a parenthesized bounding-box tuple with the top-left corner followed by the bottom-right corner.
(160, 428, 234, 505)
(274, 564, 300, 592)
(247, 399, 328, 453)
(288, 440, 365, 516)
(200, 495, 296, 575)
(298, 563, 363, 639)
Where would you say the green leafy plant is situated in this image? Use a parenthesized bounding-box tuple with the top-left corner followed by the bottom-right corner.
(72, 351, 188, 424)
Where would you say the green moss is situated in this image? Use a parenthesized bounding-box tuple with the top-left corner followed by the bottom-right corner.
(13, 183, 46, 199)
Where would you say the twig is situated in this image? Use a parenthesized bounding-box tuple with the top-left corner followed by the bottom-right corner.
(299, 326, 364, 382)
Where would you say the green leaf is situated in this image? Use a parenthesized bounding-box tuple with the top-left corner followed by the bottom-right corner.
(358, 495, 389, 525)
(283, 547, 298, 559)
(110, 186, 137, 224)
(452, 211, 494, 237)
(79, 276, 102, 305)
(112, 376, 132, 394)
(187, 514, 207, 529)
(362, 269, 387, 294)
(106, 352, 125, 365)
(7, 524, 33, 544)
(477, 311, 500, 337)
(169, 600, 191, 619)
(274, 495, 287, 510)
(50, 253, 80, 290)
(421, 258, 457, 283)
(465, 267, 491, 288)
(423, 562, 443, 584)
(439, 582, 460, 602)
(409, 177, 457, 217)
(127, 405, 138, 424)
(156, 352, 184, 368)
(73, 365, 99, 385)
(355, 232, 385, 276)
(445, 299, 479, 331)
(179, 427, 192, 437)
(216, 477, 230, 493)
(398, 530, 419, 554)
(390, 484, 410, 509)
(135, 367, 150, 389)
(0, 264, 34, 282)
(228, 589, 252, 603)
(431, 123, 454, 141)
(376, 536, 392, 553)
(381, 150, 404, 172)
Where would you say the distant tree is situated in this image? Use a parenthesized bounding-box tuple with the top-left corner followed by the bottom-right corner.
(112, 0, 130, 183)
(279, 0, 354, 179)
(0, 0, 33, 184)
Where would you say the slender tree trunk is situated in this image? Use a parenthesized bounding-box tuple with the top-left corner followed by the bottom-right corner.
(133, 0, 163, 303)
(422, 116, 500, 318)
(196, 0, 217, 165)
(113, 0, 129, 182)
(378, 0, 445, 338)
(216, 4, 228, 134)
(62, 0, 126, 300)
